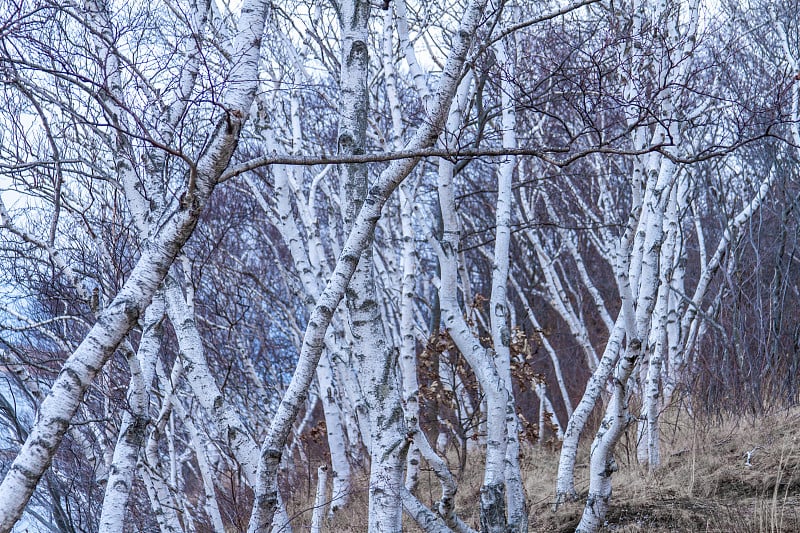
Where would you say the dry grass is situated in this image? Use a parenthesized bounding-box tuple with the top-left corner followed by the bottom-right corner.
(535, 407, 800, 532)
(282, 408, 800, 532)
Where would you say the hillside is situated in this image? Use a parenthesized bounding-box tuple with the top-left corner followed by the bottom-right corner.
(287, 408, 800, 533)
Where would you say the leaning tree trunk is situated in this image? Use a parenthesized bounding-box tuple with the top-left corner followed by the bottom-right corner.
(575, 342, 641, 533)
(555, 316, 625, 505)
(0, 0, 269, 527)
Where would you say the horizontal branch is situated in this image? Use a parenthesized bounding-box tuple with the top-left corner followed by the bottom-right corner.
(221, 144, 663, 182)
(489, 0, 602, 48)
(222, 127, 782, 183)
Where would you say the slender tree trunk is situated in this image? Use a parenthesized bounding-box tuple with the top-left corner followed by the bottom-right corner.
(384, 9, 424, 491)
(555, 316, 625, 506)
(311, 465, 328, 533)
(435, 82, 510, 531)
(177, 402, 226, 532)
(490, 31, 527, 533)
(99, 296, 164, 533)
(399, 184, 423, 492)
(317, 350, 352, 513)
(639, 186, 680, 469)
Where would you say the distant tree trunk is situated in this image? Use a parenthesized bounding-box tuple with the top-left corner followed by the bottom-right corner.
(317, 350, 352, 513)
(311, 465, 328, 533)
(178, 401, 226, 532)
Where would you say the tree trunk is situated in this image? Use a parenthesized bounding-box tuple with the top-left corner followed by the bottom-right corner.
(99, 296, 164, 533)
(489, 30, 527, 533)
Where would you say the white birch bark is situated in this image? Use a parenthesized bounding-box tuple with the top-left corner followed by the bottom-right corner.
(165, 279, 261, 480)
(434, 77, 512, 532)
(572, 215, 644, 528)
(98, 296, 165, 533)
(554, 314, 625, 505)
(336, 2, 406, 529)
(177, 401, 226, 533)
(346, 102, 407, 533)
(399, 182, 423, 492)
(400, 488, 452, 533)
(575, 343, 639, 533)
(316, 349, 352, 514)
(382, 9, 423, 492)
(639, 182, 681, 469)
(639, 265, 670, 467)
(265, 174, 358, 499)
(139, 461, 182, 533)
(632, 0, 699, 468)
(661, 176, 688, 406)
(404, 426, 477, 533)
(572, 2, 702, 522)
(392, 0, 431, 108)
(574, 145, 667, 527)
(535, 382, 563, 441)
(331, 337, 371, 460)
(141, 410, 184, 533)
(253, 86, 357, 509)
(489, 26, 527, 533)
(246, 1, 489, 529)
(310, 465, 328, 533)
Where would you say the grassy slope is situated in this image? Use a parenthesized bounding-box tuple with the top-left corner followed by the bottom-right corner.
(286, 408, 800, 532)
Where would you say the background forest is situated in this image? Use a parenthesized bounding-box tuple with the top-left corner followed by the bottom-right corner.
(0, 0, 799, 531)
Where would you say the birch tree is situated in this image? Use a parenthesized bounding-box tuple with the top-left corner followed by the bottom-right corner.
(0, 0, 272, 527)
(0, 0, 796, 531)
